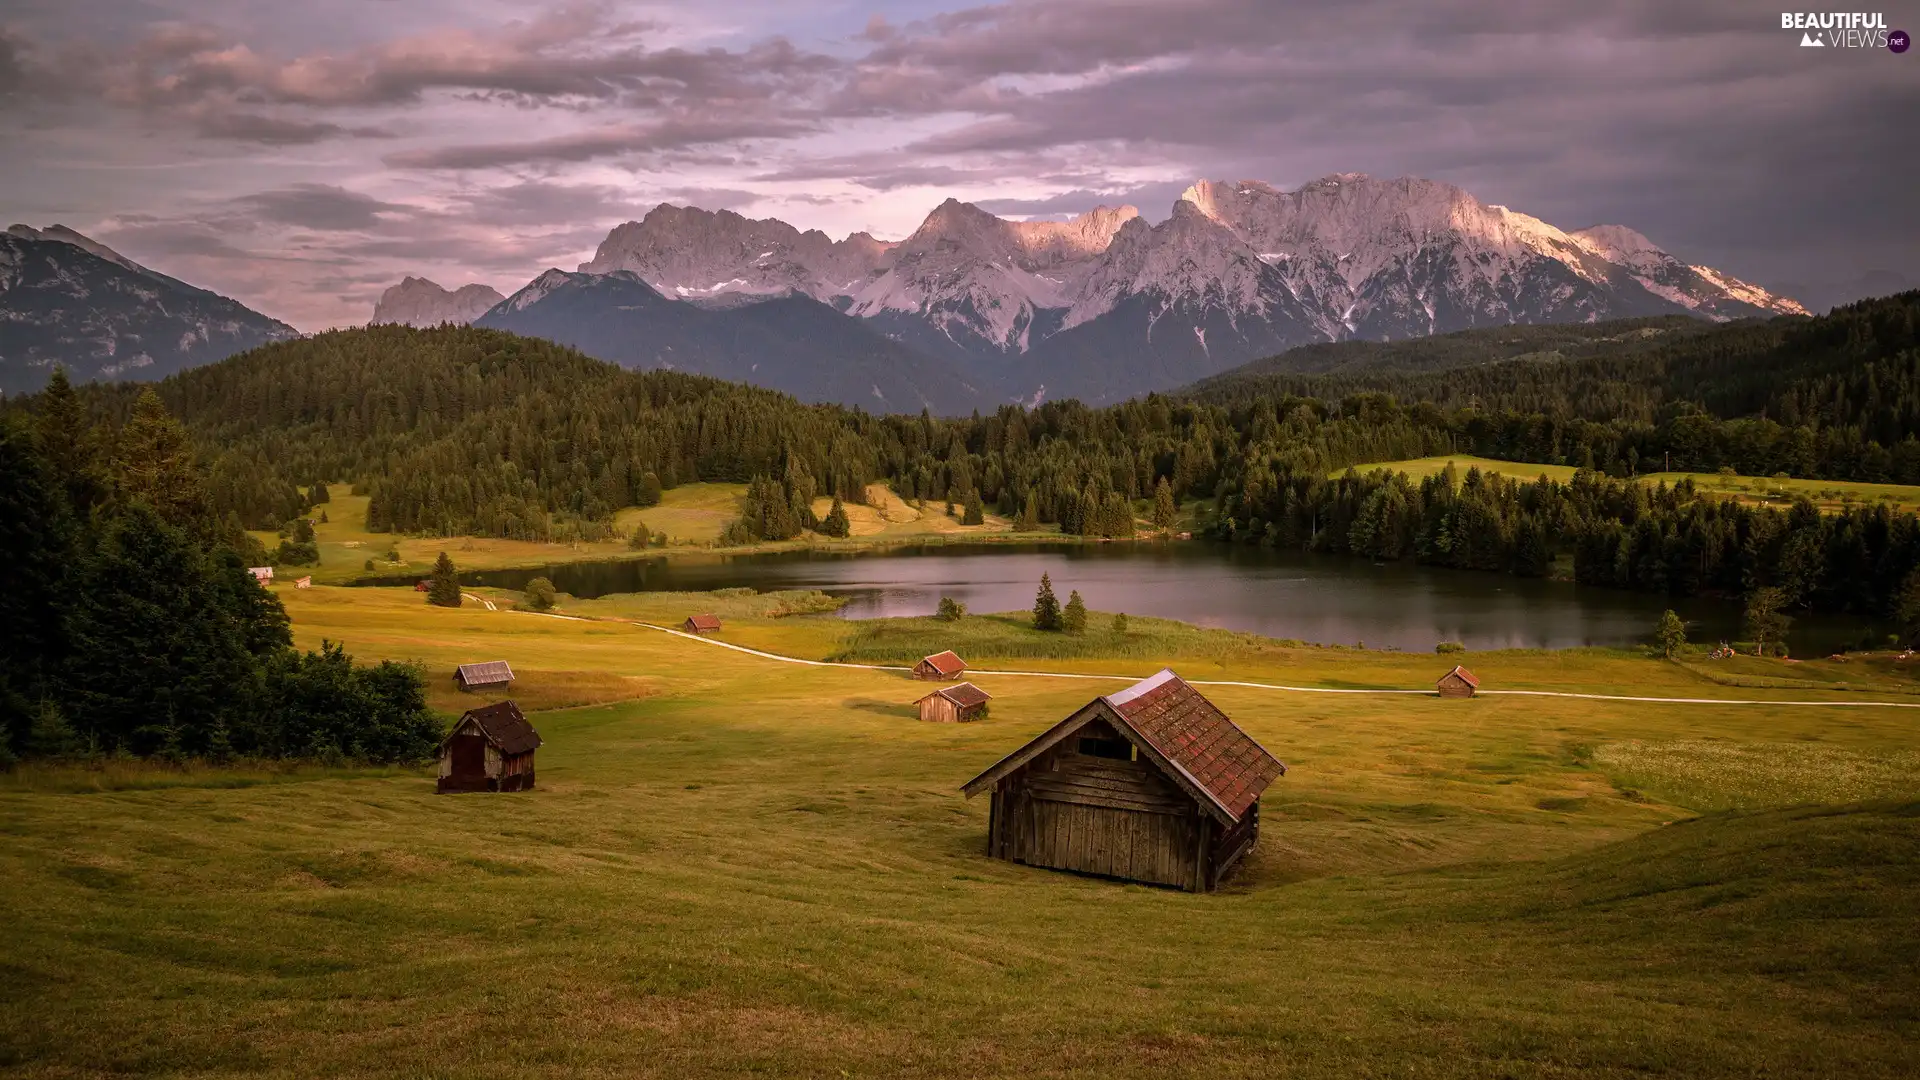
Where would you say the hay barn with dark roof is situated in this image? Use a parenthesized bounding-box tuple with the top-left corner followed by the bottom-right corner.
(438, 701, 542, 793)
(960, 669, 1285, 892)
(682, 614, 722, 634)
(917, 682, 991, 723)
(454, 660, 514, 692)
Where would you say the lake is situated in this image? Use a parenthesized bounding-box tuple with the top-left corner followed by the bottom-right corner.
(448, 542, 1867, 654)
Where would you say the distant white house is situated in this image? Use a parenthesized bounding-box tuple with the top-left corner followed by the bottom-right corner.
(295, 576, 313, 589)
(248, 567, 274, 583)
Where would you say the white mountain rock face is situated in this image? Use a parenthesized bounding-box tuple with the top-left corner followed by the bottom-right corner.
(370, 276, 506, 326)
(580, 204, 896, 302)
(443, 174, 1807, 402)
(846, 200, 1140, 352)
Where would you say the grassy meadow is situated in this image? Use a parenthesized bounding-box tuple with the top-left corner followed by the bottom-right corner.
(3, 586, 1919, 1077)
(1348, 455, 1920, 513)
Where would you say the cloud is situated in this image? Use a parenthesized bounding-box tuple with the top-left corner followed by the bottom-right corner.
(234, 185, 403, 231)
(384, 114, 815, 169)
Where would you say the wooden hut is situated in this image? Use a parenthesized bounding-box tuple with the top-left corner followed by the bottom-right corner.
(1437, 665, 1480, 698)
(454, 661, 515, 692)
(960, 669, 1285, 892)
(918, 682, 991, 723)
(683, 614, 722, 634)
(248, 566, 273, 583)
(913, 650, 968, 680)
(437, 701, 542, 793)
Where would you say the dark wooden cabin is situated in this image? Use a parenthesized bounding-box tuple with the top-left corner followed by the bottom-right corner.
(454, 660, 514, 692)
(918, 682, 991, 723)
(960, 669, 1285, 892)
(683, 614, 722, 634)
(1437, 665, 1480, 698)
(913, 650, 968, 680)
(438, 701, 542, 793)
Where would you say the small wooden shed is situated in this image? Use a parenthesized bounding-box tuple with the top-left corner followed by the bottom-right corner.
(1437, 665, 1480, 698)
(437, 701, 542, 793)
(248, 566, 273, 582)
(918, 682, 991, 723)
(683, 614, 722, 634)
(454, 660, 515, 692)
(960, 669, 1285, 892)
(914, 650, 968, 680)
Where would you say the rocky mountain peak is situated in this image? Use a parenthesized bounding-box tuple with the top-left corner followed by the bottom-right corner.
(370, 276, 505, 327)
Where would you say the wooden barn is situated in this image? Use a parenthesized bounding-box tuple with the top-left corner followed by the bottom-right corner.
(1437, 665, 1480, 698)
(437, 701, 542, 793)
(248, 566, 273, 583)
(914, 650, 968, 680)
(683, 614, 722, 634)
(918, 682, 991, 723)
(454, 660, 515, 692)
(960, 669, 1285, 892)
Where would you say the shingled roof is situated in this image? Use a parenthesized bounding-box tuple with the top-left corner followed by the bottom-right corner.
(1102, 670, 1285, 822)
(923, 682, 991, 708)
(684, 614, 722, 632)
(451, 701, 543, 756)
(961, 668, 1284, 823)
(456, 660, 514, 685)
(919, 650, 967, 676)
(1443, 665, 1480, 688)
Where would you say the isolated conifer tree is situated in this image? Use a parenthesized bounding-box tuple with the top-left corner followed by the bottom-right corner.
(637, 470, 663, 507)
(427, 551, 462, 607)
(1063, 590, 1088, 635)
(1032, 573, 1061, 631)
(962, 490, 984, 526)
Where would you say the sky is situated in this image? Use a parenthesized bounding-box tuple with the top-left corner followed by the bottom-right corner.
(2, 0, 1915, 330)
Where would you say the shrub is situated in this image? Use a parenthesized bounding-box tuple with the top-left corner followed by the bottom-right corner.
(628, 521, 651, 550)
(1112, 612, 1130, 635)
(523, 576, 557, 611)
(1435, 641, 1466, 654)
(936, 595, 966, 621)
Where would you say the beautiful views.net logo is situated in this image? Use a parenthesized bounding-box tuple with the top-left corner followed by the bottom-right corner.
(1781, 11, 1909, 50)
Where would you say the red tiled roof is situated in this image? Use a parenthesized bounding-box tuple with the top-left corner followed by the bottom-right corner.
(1102, 669, 1284, 821)
(684, 614, 722, 632)
(932, 682, 991, 708)
(1443, 665, 1480, 688)
(919, 650, 967, 676)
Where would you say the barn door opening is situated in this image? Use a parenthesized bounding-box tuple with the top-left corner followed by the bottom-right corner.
(450, 734, 486, 779)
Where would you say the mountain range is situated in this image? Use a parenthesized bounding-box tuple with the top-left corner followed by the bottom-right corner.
(406, 174, 1807, 406)
(1, 225, 296, 394)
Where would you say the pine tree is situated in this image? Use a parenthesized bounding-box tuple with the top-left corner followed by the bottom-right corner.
(1654, 609, 1687, 659)
(1032, 573, 1061, 631)
(637, 471, 663, 507)
(628, 520, 652, 549)
(1016, 492, 1040, 532)
(113, 389, 208, 528)
(428, 551, 462, 607)
(1152, 477, 1176, 531)
(962, 490, 984, 526)
(822, 496, 851, 538)
(1111, 612, 1130, 635)
(1063, 590, 1088, 634)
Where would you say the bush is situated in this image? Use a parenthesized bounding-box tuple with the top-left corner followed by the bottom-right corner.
(936, 595, 966, 621)
(628, 521, 651, 550)
(363, 558, 375, 572)
(274, 539, 320, 566)
(1435, 641, 1466, 654)
(1112, 612, 1130, 635)
(523, 576, 557, 611)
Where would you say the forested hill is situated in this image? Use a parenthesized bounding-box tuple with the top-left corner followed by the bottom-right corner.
(24, 296, 1920, 629)
(1184, 292, 1920, 438)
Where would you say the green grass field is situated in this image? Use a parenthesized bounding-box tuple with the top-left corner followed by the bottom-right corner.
(4, 588, 1917, 1077)
(1347, 456, 1920, 512)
